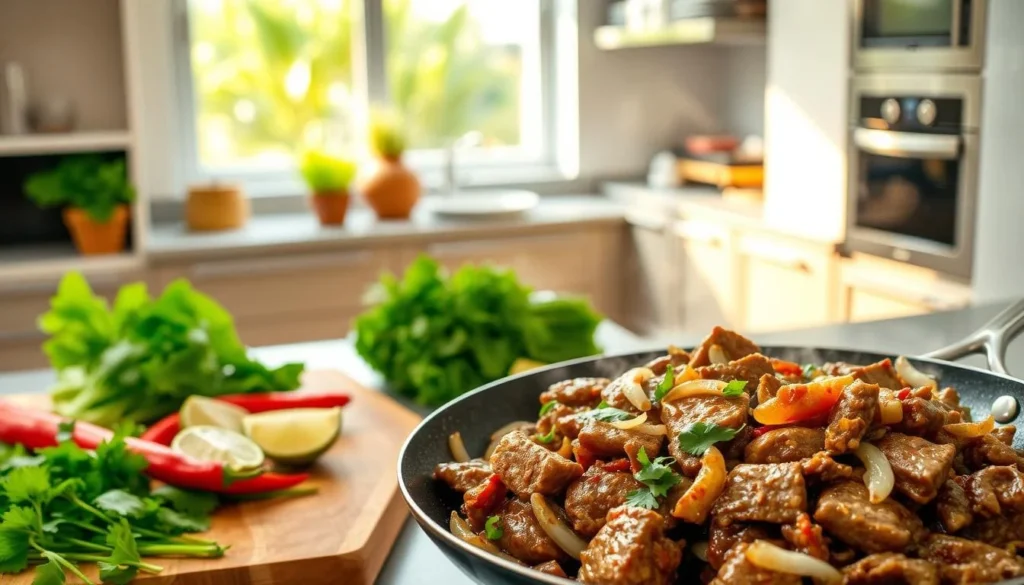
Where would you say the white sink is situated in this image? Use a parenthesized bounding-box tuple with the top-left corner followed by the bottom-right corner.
(426, 189, 540, 218)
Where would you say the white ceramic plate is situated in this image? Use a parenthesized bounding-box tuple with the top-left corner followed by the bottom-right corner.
(428, 190, 540, 218)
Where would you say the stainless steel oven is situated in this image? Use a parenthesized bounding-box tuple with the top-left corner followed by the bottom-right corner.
(846, 74, 980, 278)
(853, 0, 987, 71)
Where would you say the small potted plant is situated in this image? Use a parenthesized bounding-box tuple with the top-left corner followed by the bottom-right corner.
(299, 150, 357, 227)
(361, 109, 420, 219)
(24, 155, 135, 255)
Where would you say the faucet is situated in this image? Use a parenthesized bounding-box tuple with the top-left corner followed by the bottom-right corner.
(442, 131, 483, 196)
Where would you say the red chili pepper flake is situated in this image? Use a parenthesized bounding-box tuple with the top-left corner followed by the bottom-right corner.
(752, 425, 777, 437)
(770, 359, 803, 377)
(897, 387, 912, 400)
(599, 459, 631, 473)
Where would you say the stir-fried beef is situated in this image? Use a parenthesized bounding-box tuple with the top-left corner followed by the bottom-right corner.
(493, 498, 567, 564)
(644, 346, 690, 375)
(697, 353, 775, 388)
(540, 377, 609, 408)
(814, 481, 925, 553)
(564, 465, 643, 538)
(533, 560, 568, 577)
(745, 427, 825, 464)
(918, 533, 1024, 584)
(433, 459, 493, 493)
(876, 432, 955, 503)
(462, 475, 507, 531)
(489, 430, 582, 499)
(712, 463, 807, 526)
(799, 451, 856, 482)
(936, 479, 973, 533)
(600, 369, 659, 411)
(707, 523, 775, 569)
(823, 359, 902, 390)
(961, 465, 1024, 517)
(756, 373, 783, 405)
(578, 506, 682, 585)
(662, 393, 747, 476)
(780, 513, 828, 560)
(960, 512, 1024, 548)
(689, 327, 761, 368)
(709, 542, 800, 585)
(992, 424, 1016, 446)
(842, 553, 939, 585)
(961, 433, 1020, 471)
(825, 381, 879, 454)
(577, 420, 664, 460)
(537, 403, 586, 440)
(893, 397, 949, 437)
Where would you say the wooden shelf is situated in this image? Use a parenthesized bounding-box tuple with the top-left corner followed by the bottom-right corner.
(0, 131, 132, 158)
(594, 18, 766, 50)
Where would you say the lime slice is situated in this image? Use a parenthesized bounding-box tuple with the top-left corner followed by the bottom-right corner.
(180, 396, 248, 433)
(242, 407, 342, 466)
(171, 425, 265, 471)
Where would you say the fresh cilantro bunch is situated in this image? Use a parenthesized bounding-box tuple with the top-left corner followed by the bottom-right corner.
(0, 425, 223, 584)
(626, 447, 682, 510)
(41, 272, 304, 426)
(354, 256, 603, 405)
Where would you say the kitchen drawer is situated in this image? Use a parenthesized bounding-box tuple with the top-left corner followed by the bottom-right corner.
(839, 255, 971, 323)
(158, 248, 397, 321)
(673, 220, 739, 332)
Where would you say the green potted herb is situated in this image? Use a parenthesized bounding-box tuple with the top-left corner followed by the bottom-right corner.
(299, 150, 357, 226)
(361, 109, 420, 219)
(24, 155, 135, 255)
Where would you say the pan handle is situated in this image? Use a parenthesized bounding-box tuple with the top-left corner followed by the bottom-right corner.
(923, 299, 1024, 375)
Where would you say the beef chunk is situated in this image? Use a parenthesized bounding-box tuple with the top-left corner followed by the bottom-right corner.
(541, 377, 609, 407)
(814, 481, 925, 553)
(689, 326, 761, 368)
(823, 359, 901, 390)
(936, 479, 973, 533)
(876, 432, 955, 503)
(961, 465, 1024, 517)
(578, 506, 682, 585)
(918, 533, 1024, 584)
(564, 465, 643, 538)
(892, 397, 949, 437)
(960, 512, 1024, 548)
(709, 542, 800, 585)
(825, 381, 879, 454)
(537, 403, 586, 440)
(800, 451, 856, 482)
(433, 459, 492, 493)
(644, 346, 690, 375)
(662, 393, 748, 475)
(494, 498, 566, 564)
(756, 373, 783, 405)
(577, 420, 664, 460)
(962, 433, 1019, 471)
(842, 553, 939, 585)
(533, 560, 567, 578)
(697, 353, 775, 388)
(781, 513, 828, 561)
(600, 368, 660, 411)
(992, 424, 1016, 446)
(745, 427, 825, 464)
(490, 430, 583, 499)
(707, 523, 775, 570)
(712, 463, 807, 526)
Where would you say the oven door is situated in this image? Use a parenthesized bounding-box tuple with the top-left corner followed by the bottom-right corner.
(846, 127, 977, 278)
(853, 0, 987, 71)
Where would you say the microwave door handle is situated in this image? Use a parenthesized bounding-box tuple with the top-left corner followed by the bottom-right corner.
(950, 0, 963, 47)
(853, 128, 961, 160)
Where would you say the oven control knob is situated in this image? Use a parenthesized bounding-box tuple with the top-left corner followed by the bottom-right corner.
(881, 98, 901, 125)
(917, 99, 937, 126)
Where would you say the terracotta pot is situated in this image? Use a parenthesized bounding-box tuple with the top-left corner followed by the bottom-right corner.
(361, 156, 421, 219)
(63, 205, 129, 255)
(310, 192, 349, 226)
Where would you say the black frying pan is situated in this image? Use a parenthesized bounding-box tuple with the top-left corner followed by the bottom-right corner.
(397, 301, 1024, 585)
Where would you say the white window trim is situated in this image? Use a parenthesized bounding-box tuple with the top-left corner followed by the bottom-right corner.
(131, 0, 579, 201)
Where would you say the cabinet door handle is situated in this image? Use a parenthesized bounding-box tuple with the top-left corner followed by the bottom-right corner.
(671, 223, 725, 248)
(190, 250, 373, 280)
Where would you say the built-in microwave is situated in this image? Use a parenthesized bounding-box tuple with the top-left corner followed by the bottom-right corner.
(853, 0, 987, 71)
(845, 74, 980, 279)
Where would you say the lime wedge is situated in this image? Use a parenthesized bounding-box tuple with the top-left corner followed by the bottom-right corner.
(180, 396, 248, 433)
(171, 425, 265, 471)
(242, 407, 342, 466)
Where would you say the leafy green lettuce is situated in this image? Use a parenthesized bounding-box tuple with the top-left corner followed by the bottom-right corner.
(41, 273, 304, 426)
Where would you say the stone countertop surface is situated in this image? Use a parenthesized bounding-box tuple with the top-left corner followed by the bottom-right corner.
(3, 304, 1024, 583)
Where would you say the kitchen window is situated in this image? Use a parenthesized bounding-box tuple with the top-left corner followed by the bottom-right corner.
(175, 0, 573, 194)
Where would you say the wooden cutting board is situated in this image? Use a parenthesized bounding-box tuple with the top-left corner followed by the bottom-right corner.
(4, 370, 422, 585)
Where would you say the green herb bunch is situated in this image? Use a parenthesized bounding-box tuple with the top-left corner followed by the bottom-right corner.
(298, 150, 357, 194)
(354, 256, 603, 405)
(24, 155, 135, 222)
(0, 425, 224, 584)
(41, 272, 304, 426)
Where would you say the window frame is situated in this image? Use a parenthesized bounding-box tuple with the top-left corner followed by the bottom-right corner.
(168, 0, 578, 199)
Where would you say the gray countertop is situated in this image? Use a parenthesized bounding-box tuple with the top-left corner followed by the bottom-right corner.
(2, 304, 1023, 584)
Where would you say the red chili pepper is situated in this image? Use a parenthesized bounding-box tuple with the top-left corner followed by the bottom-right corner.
(770, 359, 804, 377)
(573, 442, 597, 471)
(752, 425, 778, 438)
(0, 401, 309, 494)
(218, 391, 351, 413)
(897, 387, 912, 400)
(599, 459, 631, 474)
(466, 475, 506, 510)
(141, 412, 181, 445)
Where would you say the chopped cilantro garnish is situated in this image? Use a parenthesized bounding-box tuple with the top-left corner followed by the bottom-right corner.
(597, 399, 610, 409)
(625, 488, 659, 510)
(484, 515, 503, 540)
(677, 422, 745, 456)
(538, 401, 559, 417)
(624, 447, 682, 510)
(802, 364, 819, 379)
(721, 380, 748, 397)
(576, 407, 633, 424)
(654, 366, 676, 402)
(535, 428, 557, 444)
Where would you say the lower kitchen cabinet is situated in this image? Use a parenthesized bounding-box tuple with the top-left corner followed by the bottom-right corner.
(838, 255, 972, 323)
(620, 213, 679, 336)
(672, 219, 739, 332)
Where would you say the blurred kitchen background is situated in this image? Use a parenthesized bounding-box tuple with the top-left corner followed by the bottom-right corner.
(0, 0, 1022, 372)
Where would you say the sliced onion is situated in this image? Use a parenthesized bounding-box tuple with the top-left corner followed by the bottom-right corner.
(854, 442, 894, 503)
(633, 423, 668, 436)
(673, 446, 726, 524)
(895, 356, 938, 391)
(944, 415, 995, 438)
(678, 364, 700, 383)
(691, 541, 709, 562)
(661, 379, 730, 403)
(709, 344, 729, 365)
(557, 437, 573, 459)
(879, 399, 904, 425)
(449, 512, 524, 565)
(530, 493, 588, 559)
(449, 432, 471, 463)
(745, 540, 842, 583)
(610, 411, 647, 430)
(623, 381, 652, 412)
(490, 420, 534, 440)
